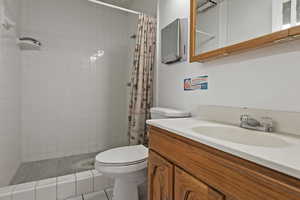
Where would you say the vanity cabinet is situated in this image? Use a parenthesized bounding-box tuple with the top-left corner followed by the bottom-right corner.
(148, 126, 300, 200)
(148, 151, 224, 200)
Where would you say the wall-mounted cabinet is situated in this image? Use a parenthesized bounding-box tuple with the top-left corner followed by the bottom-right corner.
(190, 0, 300, 62)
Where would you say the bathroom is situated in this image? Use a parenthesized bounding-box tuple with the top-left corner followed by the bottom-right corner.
(1, 0, 300, 200)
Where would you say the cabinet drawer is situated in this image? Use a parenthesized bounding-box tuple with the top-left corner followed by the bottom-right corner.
(149, 126, 300, 200)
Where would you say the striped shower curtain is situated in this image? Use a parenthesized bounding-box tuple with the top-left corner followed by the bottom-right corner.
(128, 14, 156, 145)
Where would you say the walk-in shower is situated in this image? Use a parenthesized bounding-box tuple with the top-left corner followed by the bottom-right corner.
(0, 1, 148, 199)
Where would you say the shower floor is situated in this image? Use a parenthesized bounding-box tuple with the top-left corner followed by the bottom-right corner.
(11, 152, 99, 185)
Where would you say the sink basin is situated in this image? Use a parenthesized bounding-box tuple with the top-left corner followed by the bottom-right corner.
(191, 126, 289, 147)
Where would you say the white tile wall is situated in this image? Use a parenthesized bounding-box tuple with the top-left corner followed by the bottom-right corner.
(0, 186, 15, 200)
(129, 0, 158, 16)
(57, 175, 76, 200)
(36, 178, 57, 200)
(0, 170, 112, 200)
(76, 171, 93, 195)
(0, 0, 22, 187)
(20, 0, 134, 162)
(12, 182, 36, 200)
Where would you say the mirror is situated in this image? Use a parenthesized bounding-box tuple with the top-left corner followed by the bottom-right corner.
(192, 0, 300, 60)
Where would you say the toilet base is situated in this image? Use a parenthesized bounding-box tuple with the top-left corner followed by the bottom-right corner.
(113, 178, 139, 200)
(95, 146, 148, 200)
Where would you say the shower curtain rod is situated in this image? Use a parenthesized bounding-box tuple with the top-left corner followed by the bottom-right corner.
(88, 0, 141, 15)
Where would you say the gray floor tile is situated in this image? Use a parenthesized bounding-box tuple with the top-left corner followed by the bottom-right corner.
(84, 191, 109, 200)
(70, 153, 97, 172)
(10, 163, 32, 185)
(34, 159, 59, 180)
(104, 188, 113, 200)
(56, 157, 76, 177)
(11, 158, 59, 184)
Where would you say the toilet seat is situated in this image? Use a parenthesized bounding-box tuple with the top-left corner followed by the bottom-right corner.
(95, 159, 147, 175)
(96, 145, 148, 167)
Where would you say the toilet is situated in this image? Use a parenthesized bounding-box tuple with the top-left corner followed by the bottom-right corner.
(95, 107, 190, 200)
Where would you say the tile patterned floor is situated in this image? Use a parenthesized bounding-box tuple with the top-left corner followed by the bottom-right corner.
(68, 189, 112, 200)
(83, 189, 113, 200)
(11, 152, 99, 185)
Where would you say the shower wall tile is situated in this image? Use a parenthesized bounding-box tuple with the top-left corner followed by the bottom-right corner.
(57, 174, 76, 200)
(0, 186, 15, 200)
(3, 170, 114, 200)
(20, 0, 133, 162)
(36, 178, 57, 200)
(12, 182, 36, 200)
(76, 171, 93, 195)
(0, 0, 22, 186)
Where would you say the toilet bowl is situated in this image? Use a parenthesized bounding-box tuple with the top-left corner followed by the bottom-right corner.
(95, 145, 148, 200)
(95, 107, 190, 200)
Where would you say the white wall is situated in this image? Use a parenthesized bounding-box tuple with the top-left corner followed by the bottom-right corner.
(157, 0, 300, 116)
(129, 0, 157, 16)
(20, 0, 133, 162)
(0, 0, 22, 186)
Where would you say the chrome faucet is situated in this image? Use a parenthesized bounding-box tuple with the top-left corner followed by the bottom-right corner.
(240, 114, 274, 132)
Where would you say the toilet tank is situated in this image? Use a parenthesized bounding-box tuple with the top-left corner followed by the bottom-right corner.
(150, 107, 191, 119)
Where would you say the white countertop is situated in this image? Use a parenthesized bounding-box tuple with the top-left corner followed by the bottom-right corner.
(147, 118, 300, 179)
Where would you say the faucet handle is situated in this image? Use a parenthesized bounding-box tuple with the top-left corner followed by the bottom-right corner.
(240, 114, 249, 122)
(261, 117, 274, 132)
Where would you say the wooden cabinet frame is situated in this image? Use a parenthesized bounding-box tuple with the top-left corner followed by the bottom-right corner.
(148, 125, 300, 200)
(148, 151, 174, 200)
(190, 0, 300, 62)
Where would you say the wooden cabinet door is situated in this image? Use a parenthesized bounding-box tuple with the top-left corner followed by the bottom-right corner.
(148, 150, 174, 200)
(175, 167, 224, 200)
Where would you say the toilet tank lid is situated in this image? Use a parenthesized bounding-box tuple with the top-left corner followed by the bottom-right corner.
(150, 107, 191, 118)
